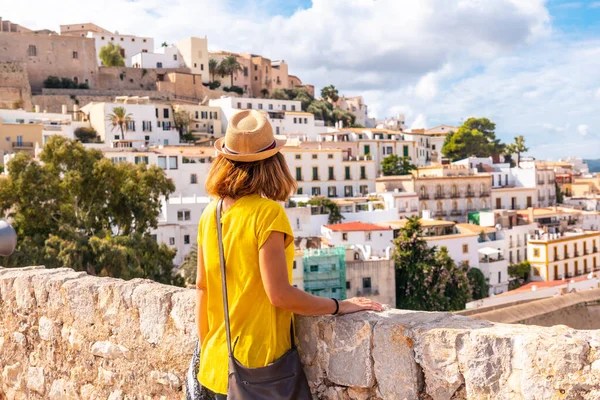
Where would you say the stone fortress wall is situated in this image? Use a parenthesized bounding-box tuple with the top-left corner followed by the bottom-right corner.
(1, 266, 599, 399)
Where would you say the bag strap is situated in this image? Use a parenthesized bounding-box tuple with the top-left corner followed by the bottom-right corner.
(216, 198, 296, 357)
(216, 199, 234, 356)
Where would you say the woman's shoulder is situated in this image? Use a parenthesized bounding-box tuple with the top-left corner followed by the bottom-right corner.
(247, 196, 286, 213)
(199, 200, 218, 222)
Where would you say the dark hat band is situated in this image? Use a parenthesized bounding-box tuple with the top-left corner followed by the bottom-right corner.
(223, 139, 277, 155)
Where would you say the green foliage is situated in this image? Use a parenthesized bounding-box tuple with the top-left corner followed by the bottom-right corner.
(271, 89, 290, 100)
(99, 43, 125, 67)
(12, 99, 24, 110)
(556, 182, 564, 203)
(182, 132, 196, 143)
(142, 68, 148, 77)
(218, 56, 243, 87)
(381, 155, 415, 176)
(173, 108, 192, 135)
(0, 165, 4, 174)
(505, 135, 528, 167)
(179, 245, 198, 287)
(107, 106, 133, 140)
(209, 58, 219, 82)
(508, 260, 531, 281)
(441, 118, 504, 161)
(208, 80, 221, 90)
(0, 137, 181, 286)
(43, 76, 88, 89)
(260, 88, 269, 98)
(320, 84, 340, 102)
(467, 267, 489, 300)
(74, 127, 98, 143)
(393, 217, 473, 311)
(307, 197, 344, 224)
(223, 85, 243, 95)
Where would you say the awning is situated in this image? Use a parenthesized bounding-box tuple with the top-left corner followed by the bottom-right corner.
(478, 247, 501, 256)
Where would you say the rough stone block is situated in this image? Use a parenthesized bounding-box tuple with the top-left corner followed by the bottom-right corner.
(2, 362, 22, 390)
(61, 326, 85, 351)
(132, 283, 175, 345)
(48, 379, 79, 400)
(61, 276, 100, 326)
(107, 389, 124, 400)
(327, 318, 374, 388)
(373, 323, 420, 399)
(150, 370, 181, 388)
(26, 366, 45, 394)
(97, 367, 115, 386)
(38, 316, 56, 341)
(91, 341, 130, 360)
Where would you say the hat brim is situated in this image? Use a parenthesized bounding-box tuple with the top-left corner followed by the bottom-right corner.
(214, 135, 287, 162)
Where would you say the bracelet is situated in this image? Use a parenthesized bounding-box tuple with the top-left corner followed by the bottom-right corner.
(331, 298, 339, 315)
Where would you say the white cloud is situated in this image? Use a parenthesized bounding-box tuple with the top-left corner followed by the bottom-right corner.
(555, 2, 583, 9)
(578, 124, 590, 136)
(589, 2, 600, 8)
(411, 114, 428, 130)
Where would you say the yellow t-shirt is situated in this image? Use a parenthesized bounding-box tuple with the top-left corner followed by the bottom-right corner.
(197, 194, 295, 395)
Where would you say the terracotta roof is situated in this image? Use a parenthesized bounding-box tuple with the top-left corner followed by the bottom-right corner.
(323, 222, 391, 232)
(498, 274, 598, 296)
(456, 224, 496, 234)
(382, 219, 455, 229)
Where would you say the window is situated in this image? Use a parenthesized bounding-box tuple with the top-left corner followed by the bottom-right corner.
(73, 51, 78, 59)
(247, 103, 252, 109)
(296, 167, 302, 181)
(533, 248, 540, 257)
(184, 235, 190, 245)
(360, 166, 366, 180)
(134, 156, 148, 165)
(126, 121, 136, 131)
(169, 237, 175, 246)
(312, 167, 319, 181)
(360, 185, 369, 195)
(312, 187, 321, 196)
(364, 145, 371, 156)
(157, 62, 163, 68)
(312, 154, 317, 159)
(304, 118, 308, 124)
(190, 174, 198, 184)
(403, 145, 409, 157)
(345, 166, 351, 180)
(342, 233, 348, 241)
(169, 156, 178, 169)
(177, 210, 191, 221)
(201, 64, 204, 71)
(282, 105, 287, 111)
(254, 65, 258, 71)
(145, 136, 150, 141)
(328, 167, 335, 180)
(328, 186, 337, 197)
(173, 54, 178, 61)
(498, 271, 501, 283)
(163, 108, 169, 118)
(362, 277, 372, 289)
(268, 104, 273, 110)
(28, 45, 37, 56)
(294, 154, 301, 160)
(294, 118, 297, 124)
(194, 63, 197, 68)
(462, 244, 469, 254)
(142, 121, 152, 132)
(237, 102, 242, 108)
(366, 232, 372, 241)
(258, 103, 263, 110)
(344, 186, 353, 197)
(575, 260, 579, 273)
(292, 105, 296, 111)
(328, 154, 333, 159)
(297, 188, 303, 195)
(346, 281, 351, 289)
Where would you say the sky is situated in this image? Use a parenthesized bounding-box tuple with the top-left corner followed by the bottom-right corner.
(4, 0, 600, 159)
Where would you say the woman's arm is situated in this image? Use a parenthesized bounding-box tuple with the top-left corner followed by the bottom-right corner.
(195, 245, 210, 346)
(259, 232, 384, 315)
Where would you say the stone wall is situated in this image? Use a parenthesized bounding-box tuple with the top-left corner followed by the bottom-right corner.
(1, 266, 599, 399)
(0, 62, 33, 110)
(0, 32, 97, 92)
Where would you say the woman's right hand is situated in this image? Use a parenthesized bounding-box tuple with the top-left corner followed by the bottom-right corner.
(338, 297, 384, 315)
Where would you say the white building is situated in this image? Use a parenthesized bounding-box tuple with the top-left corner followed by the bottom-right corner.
(425, 230, 481, 269)
(102, 146, 214, 197)
(380, 191, 420, 219)
(292, 252, 305, 290)
(131, 45, 181, 69)
(87, 31, 154, 67)
(559, 157, 590, 175)
(282, 147, 377, 198)
(81, 99, 180, 148)
(321, 222, 393, 259)
(151, 195, 211, 265)
(333, 96, 369, 127)
(0, 108, 75, 144)
(375, 114, 406, 131)
(174, 104, 223, 140)
(176, 37, 209, 83)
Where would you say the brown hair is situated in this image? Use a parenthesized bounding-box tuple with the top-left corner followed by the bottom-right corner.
(205, 153, 297, 202)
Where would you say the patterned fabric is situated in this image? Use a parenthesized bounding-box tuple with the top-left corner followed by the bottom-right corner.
(186, 341, 225, 400)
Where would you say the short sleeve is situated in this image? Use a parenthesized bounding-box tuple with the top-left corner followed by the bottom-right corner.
(257, 201, 294, 250)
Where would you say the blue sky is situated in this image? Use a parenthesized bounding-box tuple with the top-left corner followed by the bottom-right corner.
(4, 0, 600, 159)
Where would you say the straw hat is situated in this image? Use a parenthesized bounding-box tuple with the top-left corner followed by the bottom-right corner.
(214, 109, 287, 162)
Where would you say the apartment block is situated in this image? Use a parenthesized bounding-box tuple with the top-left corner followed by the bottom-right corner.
(302, 247, 347, 300)
(174, 104, 222, 139)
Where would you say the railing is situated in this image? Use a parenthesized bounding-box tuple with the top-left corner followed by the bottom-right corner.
(594, 247, 598, 253)
(465, 192, 475, 198)
(538, 180, 545, 185)
(480, 192, 491, 197)
(574, 251, 579, 257)
(565, 253, 570, 259)
(419, 194, 430, 200)
(450, 210, 462, 216)
(480, 256, 505, 264)
(508, 242, 513, 248)
(434, 193, 445, 199)
(450, 193, 459, 198)
(539, 196, 546, 202)
(12, 142, 34, 148)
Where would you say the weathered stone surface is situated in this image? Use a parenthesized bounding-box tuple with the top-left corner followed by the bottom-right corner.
(26, 366, 45, 394)
(91, 341, 130, 359)
(48, 379, 79, 400)
(373, 323, 420, 399)
(1, 266, 600, 399)
(38, 316, 56, 341)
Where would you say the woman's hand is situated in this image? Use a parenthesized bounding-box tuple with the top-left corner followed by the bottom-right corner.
(338, 297, 384, 315)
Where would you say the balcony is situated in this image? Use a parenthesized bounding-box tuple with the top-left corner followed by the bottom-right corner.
(480, 192, 491, 197)
(434, 193, 445, 199)
(594, 247, 598, 253)
(450, 193, 459, 199)
(539, 196, 546, 202)
(537, 180, 545, 185)
(419, 194, 430, 200)
(357, 287, 380, 296)
(465, 192, 475, 198)
(565, 253, 570, 259)
(450, 210, 463, 216)
(12, 141, 34, 148)
(574, 251, 579, 257)
(479, 255, 505, 264)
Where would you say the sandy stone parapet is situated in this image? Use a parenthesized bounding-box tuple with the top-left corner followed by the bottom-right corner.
(1, 266, 599, 399)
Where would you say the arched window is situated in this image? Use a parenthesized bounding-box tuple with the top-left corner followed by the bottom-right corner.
(420, 186, 426, 196)
(436, 184, 442, 197)
(451, 185, 457, 197)
(482, 199, 488, 209)
(467, 199, 473, 211)
(467, 184, 472, 195)
(452, 201, 458, 211)
(354, 252, 360, 261)
(436, 201, 443, 215)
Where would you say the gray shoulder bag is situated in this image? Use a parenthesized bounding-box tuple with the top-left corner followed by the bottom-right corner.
(216, 199, 312, 400)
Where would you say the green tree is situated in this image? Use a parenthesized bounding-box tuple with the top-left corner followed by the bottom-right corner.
(260, 88, 269, 98)
(556, 182, 564, 203)
(0, 137, 181, 286)
(271, 89, 290, 100)
(441, 118, 505, 161)
(209, 58, 219, 82)
(219, 56, 243, 88)
(107, 106, 133, 140)
(393, 217, 473, 311)
(381, 155, 415, 176)
(173, 108, 192, 136)
(307, 197, 344, 224)
(467, 267, 489, 300)
(99, 43, 125, 67)
(505, 135, 529, 168)
(179, 245, 198, 287)
(74, 127, 98, 143)
(161, 42, 168, 47)
(508, 260, 531, 281)
(321, 85, 340, 102)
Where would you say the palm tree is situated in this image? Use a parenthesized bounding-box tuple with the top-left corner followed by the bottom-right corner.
(321, 84, 340, 103)
(260, 88, 269, 98)
(209, 58, 219, 82)
(506, 135, 529, 168)
(179, 245, 198, 287)
(161, 42, 168, 47)
(219, 56, 243, 88)
(107, 107, 133, 140)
